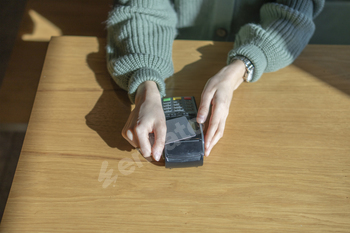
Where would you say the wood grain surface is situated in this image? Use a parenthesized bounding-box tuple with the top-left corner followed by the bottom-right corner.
(1, 36, 349, 232)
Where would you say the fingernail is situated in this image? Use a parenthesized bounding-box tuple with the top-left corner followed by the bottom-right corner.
(154, 151, 161, 161)
(126, 129, 133, 141)
(197, 115, 204, 124)
(205, 149, 211, 157)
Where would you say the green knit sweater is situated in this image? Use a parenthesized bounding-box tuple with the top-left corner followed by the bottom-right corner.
(106, 0, 324, 103)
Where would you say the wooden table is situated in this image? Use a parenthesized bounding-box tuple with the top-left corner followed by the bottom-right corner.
(1, 36, 349, 232)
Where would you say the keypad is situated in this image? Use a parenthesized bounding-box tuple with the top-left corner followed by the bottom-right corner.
(162, 96, 197, 119)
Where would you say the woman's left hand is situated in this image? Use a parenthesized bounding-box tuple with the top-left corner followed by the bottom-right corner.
(197, 59, 246, 156)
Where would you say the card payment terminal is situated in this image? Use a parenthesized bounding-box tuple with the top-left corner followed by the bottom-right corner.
(161, 96, 205, 168)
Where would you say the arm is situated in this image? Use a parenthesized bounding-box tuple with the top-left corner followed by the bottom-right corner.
(198, 0, 325, 156)
(106, 0, 178, 161)
(227, 0, 325, 81)
(106, 0, 178, 103)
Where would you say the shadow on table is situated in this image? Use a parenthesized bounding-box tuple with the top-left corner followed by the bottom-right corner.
(85, 39, 132, 152)
(165, 43, 222, 99)
(84, 40, 228, 159)
(165, 41, 228, 132)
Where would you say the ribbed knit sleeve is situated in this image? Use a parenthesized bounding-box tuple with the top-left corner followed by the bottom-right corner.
(106, 0, 178, 103)
(227, 0, 325, 82)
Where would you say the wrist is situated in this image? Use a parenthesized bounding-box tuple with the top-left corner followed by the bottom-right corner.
(135, 81, 161, 105)
(230, 55, 255, 82)
(217, 59, 245, 91)
(223, 59, 246, 83)
(226, 59, 246, 78)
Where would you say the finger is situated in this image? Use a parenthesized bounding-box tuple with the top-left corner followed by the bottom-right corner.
(197, 88, 215, 124)
(205, 120, 225, 156)
(135, 125, 152, 158)
(152, 121, 166, 161)
(204, 102, 224, 153)
(122, 125, 138, 148)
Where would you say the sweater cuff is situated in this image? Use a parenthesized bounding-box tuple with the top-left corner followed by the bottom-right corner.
(128, 68, 166, 103)
(227, 44, 267, 82)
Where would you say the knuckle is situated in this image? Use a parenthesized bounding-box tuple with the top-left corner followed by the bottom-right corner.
(202, 88, 214, 98)
(158, 119, 166, 127)
(209, 121, 218, 128)
(224, 110, 229, 118)
(214, 100, 225, 108)
(134, 125, 144, 135)
(201, 89, 208, 97)
(199, 106, 209, 113)
(214, 93, 229, 104)
(155, 121, 166, 133)
(218, 126, 225, 138)
(206, 77, 215, 86)
(156, 133, 166, 145)
(201, 88, 212, 99)
(216, 104, 228, 114)
(160, 127, 167, 136)
(157, 138, 166, 146)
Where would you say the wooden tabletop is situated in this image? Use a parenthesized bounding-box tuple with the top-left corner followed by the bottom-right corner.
(1, 36, 349, 232)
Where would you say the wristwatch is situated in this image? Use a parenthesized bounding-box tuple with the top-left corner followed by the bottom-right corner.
(230, 55, 254, 82)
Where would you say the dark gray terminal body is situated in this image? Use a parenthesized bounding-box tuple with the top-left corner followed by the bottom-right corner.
(161, 96, 205, 168)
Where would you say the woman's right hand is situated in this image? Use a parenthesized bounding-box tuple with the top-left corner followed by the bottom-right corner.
(122, 81, 166, 161)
